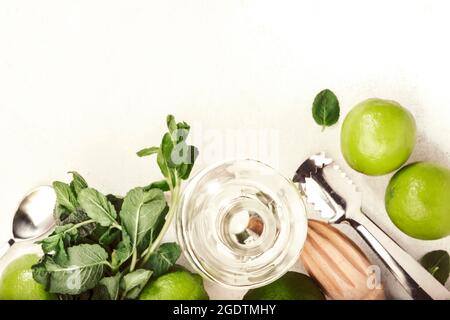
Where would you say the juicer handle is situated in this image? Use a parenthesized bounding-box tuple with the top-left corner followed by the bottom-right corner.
(346, 211, 450, 300)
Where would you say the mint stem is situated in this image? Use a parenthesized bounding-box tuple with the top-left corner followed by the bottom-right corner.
(139, 182, 180, 267)
(74, 219, 95, 228)
(129, 250, 138, 272)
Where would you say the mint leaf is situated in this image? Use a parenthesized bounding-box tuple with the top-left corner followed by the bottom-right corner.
(177, 146, 199, 180)
(44, 244, 109, 295)
(78, 188, 118, 227)
(61, 209, 95, 237)
(111, 231, 132, 270)
(98, 227, 121, 248)
(54, 204, 70, 222)
(312, 89, 340, 130)
(32, 259, 50, 289)
(144, 242, 181, 277)
(53, 181, 78, 212)
(120, 269, 152, 299)
(119, 188, 166, 256)
(136, 147, 159, 157)
(106, 194, 124, 214)
(420, 250, 449, 285)
(69, 171, 88, 196)
(177, 121, 190, 131)
(157, 149, 170, 180)
(161, 132, 176, 168)
(92, 274, 121, 300)
(167, 114, 177, 134)
(38, 224, 78, 254)
(53, 238, 70, 265)
(144, 180, 170, 192)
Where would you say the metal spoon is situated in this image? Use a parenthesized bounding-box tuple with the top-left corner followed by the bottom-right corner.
(0, 186, 56, 260)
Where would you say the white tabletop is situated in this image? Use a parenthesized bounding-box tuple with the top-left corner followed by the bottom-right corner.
(0, 0, 449, 299)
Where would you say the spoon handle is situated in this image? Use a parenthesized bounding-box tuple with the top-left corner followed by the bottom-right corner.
(346, 210, 450, 300)
(0, 239, 15, 260)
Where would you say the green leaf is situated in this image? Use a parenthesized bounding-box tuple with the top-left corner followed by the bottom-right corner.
(177, 121, 190, 131)
(143, 180, 170, 192)
(54, 204, 70, 222)
(161, 132, 176, 168)
(38, 221, 95, 266)
(78, 188, 118, 227)
(32, 259, 50, 289)
(111, 231, 132, 270)
(173, 124, 190, 144)
(312, 89, 340, 130)
(420, 250, 449, 285)
(106, 194, 124, 214)
(38, 224, 78, 254)
(120, 269, 152, 299)
(98, 227, 121, 248)
(69, 171, 88, 196)
(61, 209, 89, 224)
(143, 242, 181, 277)
(166, 114, 177, 134)
(44, 244, 109, 295)
(61, 209, 96, 237)
(92, 274, 121, 300)
(53, 238, 69, 265)
(148, 205, 169, 244)
(53, 181, 78, 212)
(176, 145, 199, 180)
(157, 149, 170, 179)
(119, 188, 167, 256)
(136, 147, 159, 157)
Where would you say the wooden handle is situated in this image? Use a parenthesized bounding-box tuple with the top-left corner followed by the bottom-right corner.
(300, 220, 385, 300)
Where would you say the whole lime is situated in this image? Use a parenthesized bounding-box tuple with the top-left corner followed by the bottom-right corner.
(385, 162, 450, 240)
(0, 254, 56, 300)
(139, 269, 209, 300)
(341, 98, 416, 175)
(243, 272, 325, 300)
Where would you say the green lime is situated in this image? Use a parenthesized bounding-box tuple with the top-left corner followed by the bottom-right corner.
(243, 272, 325, 300)
(139, 269, 209, 300)
(0, 254, 56, 300)
(341, 98, 416, 176)
(385, 162, 450, 240)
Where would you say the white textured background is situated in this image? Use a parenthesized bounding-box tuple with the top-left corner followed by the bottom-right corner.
(0, 0, 449, 299)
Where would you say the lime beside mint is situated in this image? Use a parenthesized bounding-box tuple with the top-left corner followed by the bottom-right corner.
(139, 269, 209, 300)
(243, 272, 325, 300)
(385, 162, 450, 240)
(341, 98, 416, 176)
(0, 254, 56, 300)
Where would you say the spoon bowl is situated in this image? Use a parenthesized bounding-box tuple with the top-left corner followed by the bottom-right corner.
(12, 186, 56, 240)
(0, 186, 56, 260)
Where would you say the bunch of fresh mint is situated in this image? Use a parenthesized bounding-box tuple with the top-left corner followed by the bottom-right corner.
(32, 115, 198, 300)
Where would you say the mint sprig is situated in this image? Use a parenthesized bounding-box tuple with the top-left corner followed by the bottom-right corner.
(32, 115, 195, 300)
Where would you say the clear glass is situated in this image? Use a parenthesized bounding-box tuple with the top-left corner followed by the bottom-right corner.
(177, 159, 308, 289)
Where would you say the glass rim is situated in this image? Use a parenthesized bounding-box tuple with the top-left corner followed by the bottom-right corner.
(176, 158, 308, 290)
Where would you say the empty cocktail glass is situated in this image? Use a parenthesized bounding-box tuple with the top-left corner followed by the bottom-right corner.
(177, 159, 308, 289)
